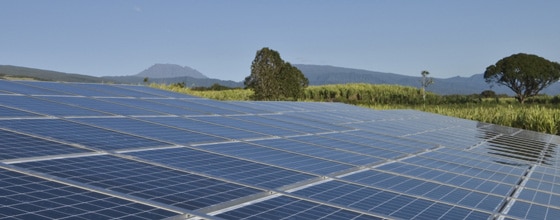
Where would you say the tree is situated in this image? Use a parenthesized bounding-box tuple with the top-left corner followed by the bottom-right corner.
(484, 53, 560, 104)
(244, 47, 309, 100)
(419, 70, 433, 102)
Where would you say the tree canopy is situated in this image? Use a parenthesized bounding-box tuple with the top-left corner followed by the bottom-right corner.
(484, 53, 560, 103)
(244, 47, 309, 100)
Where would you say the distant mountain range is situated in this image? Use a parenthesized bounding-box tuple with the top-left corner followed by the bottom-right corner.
(133, 63, 207, 79)
(3, 63, 560, 95)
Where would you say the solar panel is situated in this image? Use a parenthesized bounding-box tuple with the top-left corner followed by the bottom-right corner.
(0, 129, 91, 160)
(73, 117, 226, 145)
(0, 95, 109, 116)
(0, 105, 42, 117)
(98, 97, 208, 115)
(13, 155, 263, 211)
(0, 119, 170, 151)
(2, 79, 560, 219)
(0, 168, 180, 219)
(39, 96, 166, 116)
(139, 116, 271, 140)
(124, 147, 318, 189)
(0, 80, 70, 95)
(194, 142, 355, 175)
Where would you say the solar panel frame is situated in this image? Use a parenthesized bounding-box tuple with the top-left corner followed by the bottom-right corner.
(0, 167, 181, 219)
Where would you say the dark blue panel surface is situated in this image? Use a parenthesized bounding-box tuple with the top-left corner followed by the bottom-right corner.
(0, 168, 179, 219)
(148, 99, 243, 115)
(141, 117, 269, 140)
(18, 81, 117, 96)
(14, 155, 263, 210)
(216, 196, 382, 220)
(74, 117, 225, 144)
(0, 129, 91, 160)
(126, 147, 317, 189)
(68, 83, 163, 97)
(40, 96, 164, 116)
(195, 142, 354, 175)
(0, 119, 169, 151)
(342, 170, 507, 212)
(99, 98, 207, 115)
(0, 95, 109, 116)
(261, 113, 352, 132)
(0, 80, 69, 95)
(0, 105, 41, 117)
(291, 135, 402, 160)
(194, 116, 304, 137)
(252, 138, 382, 166)
(293, 180, 492, 219)
(232, 115, 329, 134)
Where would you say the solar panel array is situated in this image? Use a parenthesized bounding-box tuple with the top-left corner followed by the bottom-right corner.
(1, 79, 559, 219)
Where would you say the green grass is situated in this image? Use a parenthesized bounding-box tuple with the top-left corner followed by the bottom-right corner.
(152, 83, 560, 135)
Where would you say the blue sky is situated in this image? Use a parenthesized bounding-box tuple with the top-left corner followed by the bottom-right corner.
(2, 1, 559, 81)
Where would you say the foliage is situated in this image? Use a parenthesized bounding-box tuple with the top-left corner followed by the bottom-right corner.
(190, 83, 241, 91)
(150, 83, 252, 101)
(244, 47, 309, 100)
(484, 53, 560, 103)
(420, 70, 434, 102)
(170, 81, 186, 88)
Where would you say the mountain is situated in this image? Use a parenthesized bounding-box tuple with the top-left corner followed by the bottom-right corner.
(3, 63, 560, 95)
(0, 65, 108, 83)
(294, 64, 560, 95)
(134, 64, 208, 79)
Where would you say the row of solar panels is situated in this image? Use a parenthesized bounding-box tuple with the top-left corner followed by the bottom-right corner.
(1, 79, 560, 219)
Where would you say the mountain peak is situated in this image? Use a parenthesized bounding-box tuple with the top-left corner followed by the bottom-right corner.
(134, 63, 208, 79)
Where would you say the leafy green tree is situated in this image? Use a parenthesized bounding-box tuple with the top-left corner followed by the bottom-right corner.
(484, 53, 560, 104)
(244, 47, 308, 100)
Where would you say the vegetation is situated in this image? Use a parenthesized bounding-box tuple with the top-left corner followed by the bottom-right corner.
(244, 47, 309, 100)
(420, 70, 433, 102)
(484, 53, 560, 103)
(153, 83, 560, 135)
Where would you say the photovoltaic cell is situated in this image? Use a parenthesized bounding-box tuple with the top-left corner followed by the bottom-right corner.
(195, 142, 354, 175)
(186, 99, 270, 114)
(148, 98, 244, 115)
(215, 196, 382, 220)
(0, 119, 170, 151)
(0, 168, 179, 219)
(262, 113, 353, 131)
(0, 80, 69, 95)
(231, 115, 329, 134)
(18, 81, 118, 97)
(140, 116, 270, 140)
(68, 83, 163, 97)
(39, 96, 165, 116)
(73, 117, 226, 145)
(14, 155, 263, 210)
(0, 95, 109, 116)
(191, 116, 304, 137)
(0, 105, 41, 117)
(0, 129, 91, 160)
(290, 135, 402, 160)
(125, 147, 317, 189)
(341, 170, 507, 212)
(292, 180, 492, 220)
(251, 138, 382, 166)
(99, 98, 207, 115)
